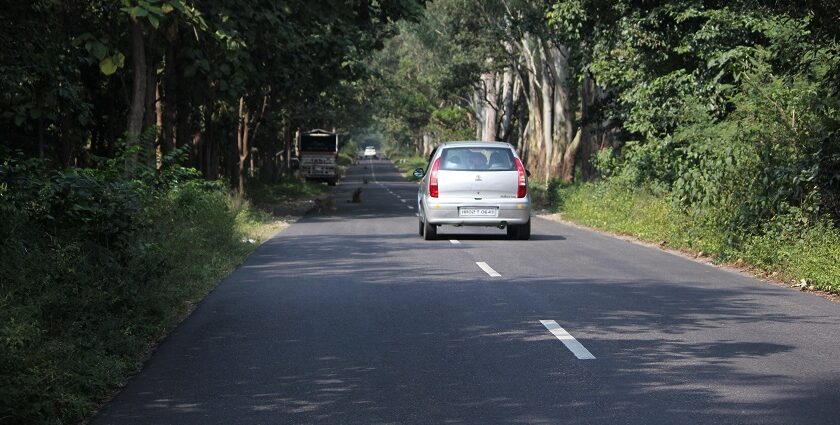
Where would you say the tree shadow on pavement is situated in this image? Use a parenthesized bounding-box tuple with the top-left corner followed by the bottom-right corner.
(94, 232, 840, 425)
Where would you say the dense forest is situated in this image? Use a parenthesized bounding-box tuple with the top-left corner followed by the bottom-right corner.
(375, 0, 839, 208)
(0, 1, 425, 423)
(1, 0, 424, 190)
(373, 0, 839, 291)
(1, 0, 839, 423)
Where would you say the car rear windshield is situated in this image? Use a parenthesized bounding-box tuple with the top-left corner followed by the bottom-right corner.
(439, 147, 515, 171)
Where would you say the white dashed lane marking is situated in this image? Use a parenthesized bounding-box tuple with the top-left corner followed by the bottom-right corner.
(540, 320, 596, 360)
(368, 159, 378, 183)
(450, 240, 461, 244)
(476, 262, 501, 277)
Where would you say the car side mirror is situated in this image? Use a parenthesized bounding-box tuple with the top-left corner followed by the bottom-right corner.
(526, 169, 531, 178)
(413, 168, 425, 178)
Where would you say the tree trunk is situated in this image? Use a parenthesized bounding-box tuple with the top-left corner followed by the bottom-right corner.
(579, 72, 596, 180)
(480, 71, 498, 141)
(279, 123, 288, 175)
(422, 133, 435, 157)
(499, 67, 516, 142)
(539, 60, 553, 181)
(546, 44, 574, 147)
(471, 89, 483, 140)
(143, 62, 158, 167)
(193, 95, 217, 179)
(284, 127, 294, 176)
(237, 97, 250, 194)
(126, 16, 147, 176)
(516, 92, 531, 168)
(206, 130, 219, 180)
(578, 72, 615, 181)
(143, 64, 157, 133)
(155, 82, 163, 167)
(176, 97, 190, 150)
(519, 34, 554, 182)
(527, 75, 545, 178)
(543, 43, 576, 179)
(161, 20, 178, 158)
(260, 147, 277, 183)
(560, 128, 583, 183)
(240, 91, 270, 183)
(249, 91, 270, 148)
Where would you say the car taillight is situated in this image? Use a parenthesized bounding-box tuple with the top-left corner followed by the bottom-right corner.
(515, 157, 527, 198)
(429, 157, 441, 198)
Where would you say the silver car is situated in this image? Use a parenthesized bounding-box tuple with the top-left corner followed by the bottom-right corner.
(414, 141, 531, 240)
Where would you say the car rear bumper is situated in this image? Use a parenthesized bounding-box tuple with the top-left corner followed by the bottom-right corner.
(422, 196, 531, 226)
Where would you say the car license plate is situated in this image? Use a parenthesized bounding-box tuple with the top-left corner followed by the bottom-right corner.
(459, 207, 498, 217)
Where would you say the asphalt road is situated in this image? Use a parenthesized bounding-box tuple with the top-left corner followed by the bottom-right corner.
(94, 159, 840, 425)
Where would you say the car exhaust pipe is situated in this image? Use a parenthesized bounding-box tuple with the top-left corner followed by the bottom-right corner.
(498, 222, 507, 229)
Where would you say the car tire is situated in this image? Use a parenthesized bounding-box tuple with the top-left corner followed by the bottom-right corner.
(418, 219, 424, 236)
(517, 220, 531, 240)
(506, 224, 518, 239)
(507, 221, 531, 240)
(423, 220, 437, 240)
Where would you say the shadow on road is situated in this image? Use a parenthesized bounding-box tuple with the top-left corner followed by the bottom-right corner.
(96, 230, 840, 424)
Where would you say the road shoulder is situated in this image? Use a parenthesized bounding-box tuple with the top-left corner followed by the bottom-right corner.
(537, 212, 840, 304)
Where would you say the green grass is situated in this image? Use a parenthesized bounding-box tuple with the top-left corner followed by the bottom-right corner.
(0, 178, 300, 424)
(742, 220, 840, 290)
(543, 181, 840, 293)
(389, 155, 427, 181)
(246, 178, 327, 205)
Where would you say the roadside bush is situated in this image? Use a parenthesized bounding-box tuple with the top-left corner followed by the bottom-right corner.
(743, 213, 840, 291)
(588, 5, 840, 243)
(0, 151, 265, 424)
(246, 178, 326, 205)
(337, 151, 354, 166)
(551, 180, 840, 293)
(388, 155, 428, 181)
(555, 18, 840, 293)
(557, 183, 692, 247)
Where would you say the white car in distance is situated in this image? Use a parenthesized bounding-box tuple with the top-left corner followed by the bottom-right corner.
(363, 146, 377, 159)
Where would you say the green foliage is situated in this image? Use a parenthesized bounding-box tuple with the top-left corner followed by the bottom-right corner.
(0, 1, 425, 422)
(558, 183, 694, 246)
(528, 178, 567, 211)
(388, 154, 429, 181)
(552, 180, 840, 292)
(607, 45, 838, 236)
(1, 0, 425, 179)
(371, 9, 477, 155)
(590, 147, 620, 179)
(549, 0, 840, 257)
(337, 152, 354, 167)
(428, 107, 474, 141)
(0, 152, 281, 424)
(744, 218, 840, 291)
(246, 178, 327, 205)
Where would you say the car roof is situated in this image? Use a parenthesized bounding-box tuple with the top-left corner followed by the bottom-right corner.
(438, 141, 515, 149)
